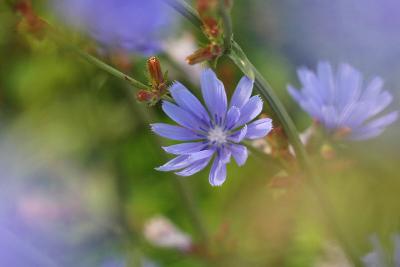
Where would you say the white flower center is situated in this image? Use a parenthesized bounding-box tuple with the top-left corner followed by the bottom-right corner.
(207, 126, 227, 145)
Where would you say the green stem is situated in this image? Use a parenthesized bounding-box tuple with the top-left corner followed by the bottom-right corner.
(47, 30, 150, 90)
(166, 0, 362, 265)
(125, 87, 209, 243)
(218, 0, 233, 53)
(47, 23, 209, 244)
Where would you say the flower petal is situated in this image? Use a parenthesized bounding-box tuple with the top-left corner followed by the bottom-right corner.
(229, 144, 248, 166)
(228, 125, 247, 143)
(156, 155, 191, 171)
(156, 149, 215, 171)
(169, 82, 210, 124)
(235, 96, 263, 126)
(245, 118, 273, 139)
(225, 106, 240, 130)
(151, 123, 200, 141)
(162, 101, 203, 131)
(208, 149, 230, 186)
(229, 76, 254, 109)
(175, 157, 212, 177)
(201, 69, 227, 122)
(162, 142, 207, 155)
(350, 111, 398, 140)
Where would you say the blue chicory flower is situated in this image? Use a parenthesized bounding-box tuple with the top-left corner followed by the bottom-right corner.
(288, 62, 398, 140)
(362, 234, 400, 267)
(53, 0, 175, 55)
(151, 69, 273, 186)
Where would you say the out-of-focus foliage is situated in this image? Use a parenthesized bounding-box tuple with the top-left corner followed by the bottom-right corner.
(0, 0, 399, 266)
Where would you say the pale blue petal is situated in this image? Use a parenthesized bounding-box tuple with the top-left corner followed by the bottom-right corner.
(317, 61, 335, 104)
(162, 142, 207, 155)
(208, 149, 230, 186)
(287, 85, 304, 104)
(201, 69, 227, 121)
(225, 106, 240, 130)
(350, 111, 398, 140)
(230, 144, 248, 166)
(235, 96, 263, 126)
(175, 157, 212, 177)
(394, 235, 400, 266)
(228, 125, 247, 143)
(321, 106, 339, 130)
(336, 63, 362, 110)
(229, 76, 254, 109)
(361, 77, 384, 101)
(155, 155, 191, 171)
(151, 123, 200, 141)
(363, 111, 398, 130)
(245, 118, 273, 139)
(156, 149, 215, 171)
(169, 82, 210, 124)
(162, 101, 203, 131)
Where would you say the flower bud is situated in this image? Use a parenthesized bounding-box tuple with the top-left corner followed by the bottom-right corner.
(136, 90, 154, 103)
(186, 44, 222, 65)
(147, 56, 164, 88)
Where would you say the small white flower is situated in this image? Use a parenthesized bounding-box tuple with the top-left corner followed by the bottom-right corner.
(144, 216, 192, 251)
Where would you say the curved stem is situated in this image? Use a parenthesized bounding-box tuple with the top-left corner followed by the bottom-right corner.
(166, 0, 362, 265)
(46, 29, 150, 90)
(218, 0, 233, 53)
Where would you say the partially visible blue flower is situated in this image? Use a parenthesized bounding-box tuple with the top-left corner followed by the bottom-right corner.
(288, 62, 398, 140)
(151, 69, 273, 186)
(362, 234, 400, 267)
(53, 0, 175, 55)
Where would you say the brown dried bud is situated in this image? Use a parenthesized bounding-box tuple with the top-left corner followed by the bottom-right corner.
(203, 17, 220, 38)
(15, 0, 47, 39)
(136, 90, 154, 103)
(186, 44, 222, 65)
(147, 57, 164, 88)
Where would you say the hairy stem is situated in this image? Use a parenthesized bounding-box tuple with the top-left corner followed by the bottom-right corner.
(218, 0, 233, 53)
(166, 0, 362, 265)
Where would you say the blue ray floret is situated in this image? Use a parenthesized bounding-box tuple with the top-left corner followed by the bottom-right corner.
(53, 0, 174, 55)
(362, 234, 400, 267)
(288, 62, 398, 140)
(151, 69, 273, 186)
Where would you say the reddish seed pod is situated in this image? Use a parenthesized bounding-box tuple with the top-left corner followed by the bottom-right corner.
(136, 90, 154, 102)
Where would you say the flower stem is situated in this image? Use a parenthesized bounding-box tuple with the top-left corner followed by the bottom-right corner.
(44, 22, 209, 245)
(166, 0, 362, 265)
(125, 87, 209, 243)
(218, 0, 233, 53)
(47, 29, 150, 90)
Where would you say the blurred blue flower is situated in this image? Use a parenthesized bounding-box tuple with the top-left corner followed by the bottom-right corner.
(362, 234, 400, 267)
(53, 0, 175, 55)
(151, 69, 272, 186)
(288, 62, 398, 140)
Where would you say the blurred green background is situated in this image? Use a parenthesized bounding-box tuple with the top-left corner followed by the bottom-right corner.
(0, 0, 399, 266)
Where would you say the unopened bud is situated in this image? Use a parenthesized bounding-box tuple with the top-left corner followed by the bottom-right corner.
(203, 17, 220, 38)
(147, 56, 164, 88)
(186, 44, 222, 65)
(136, 90, 154, 102)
